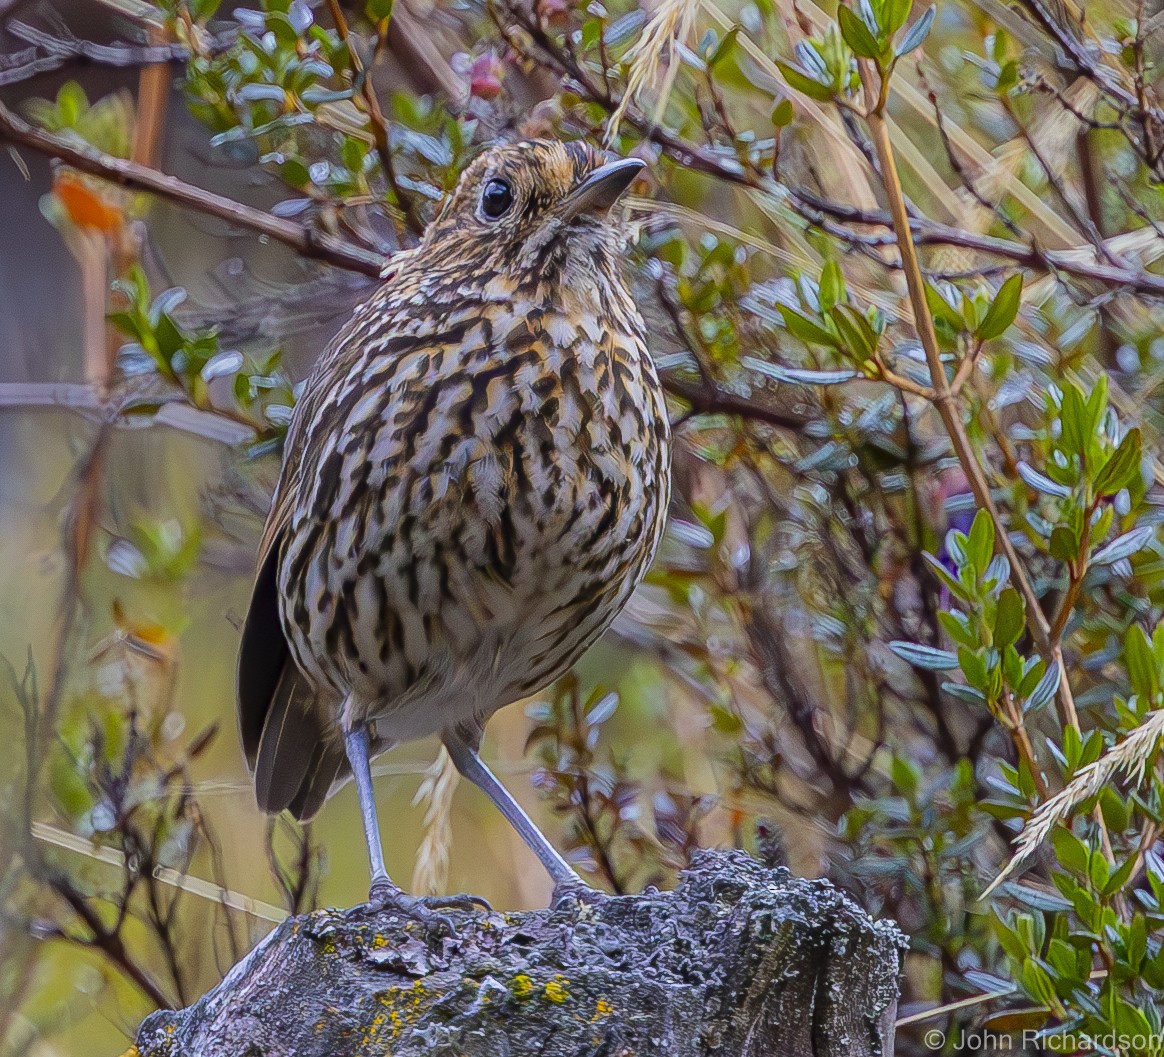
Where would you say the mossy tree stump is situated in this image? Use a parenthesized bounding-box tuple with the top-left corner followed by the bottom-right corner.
(133, 850, 905, 1056)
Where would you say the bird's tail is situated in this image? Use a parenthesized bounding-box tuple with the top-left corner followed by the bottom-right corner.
(253, 665, 349, 821)
(238, 536, 348, 822)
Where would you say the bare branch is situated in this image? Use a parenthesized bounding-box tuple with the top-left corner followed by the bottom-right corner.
(0, 100, 386, 277)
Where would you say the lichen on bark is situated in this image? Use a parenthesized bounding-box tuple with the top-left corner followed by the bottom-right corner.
(134, 849, 905, 1057)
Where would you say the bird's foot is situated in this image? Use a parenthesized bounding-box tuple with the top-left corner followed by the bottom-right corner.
(410, 891, 493, 914)
(349, 880, 489, 934)
(551, 877, 607, 909)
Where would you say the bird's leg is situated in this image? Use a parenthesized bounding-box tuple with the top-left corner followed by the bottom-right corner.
(344, 723, 393, 895)
(442, 730, 604, 906)
(343, 724, 487, 925)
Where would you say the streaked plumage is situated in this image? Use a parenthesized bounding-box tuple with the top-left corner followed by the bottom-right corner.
(237, 139, 670, 907)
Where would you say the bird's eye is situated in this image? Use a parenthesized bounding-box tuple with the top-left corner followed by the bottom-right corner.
(480, 179, 514, 220)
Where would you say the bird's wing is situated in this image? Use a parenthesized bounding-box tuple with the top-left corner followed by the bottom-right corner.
(235, 407, 343, 818)
(235, 477, 293, 763)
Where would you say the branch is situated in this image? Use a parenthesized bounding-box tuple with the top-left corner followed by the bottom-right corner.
(663, 375, 810, 431)
(858, 60, 1056, 664)
(324, 0, 422, 236)
(0, 382, 257, 445)
(133, 851, 905, 1057)
(0, 19, 211, 87)
(0, 100, 386, 277)
(790, 191, 1164, 299)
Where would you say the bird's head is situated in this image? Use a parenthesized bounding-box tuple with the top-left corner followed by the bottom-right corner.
(419, 139, 644, 293)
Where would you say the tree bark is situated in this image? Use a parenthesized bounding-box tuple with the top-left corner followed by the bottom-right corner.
(133, 850, 904, 1057)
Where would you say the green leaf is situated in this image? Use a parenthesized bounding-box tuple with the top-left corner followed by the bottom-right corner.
(57, 81, 89, 128)
(775, 60, 836, 101)
(1051, 827, 1089, 876)
(1083, 373, 1109, 438)
(1088, 849, 1109, 891)
(709, 704, 743, 734)
(838, 5, 882, 59)
(993, 588, 1025, 649)
(1126, 624, 1159, 704)
(771, 98, 795, 126)
(830, 303, 877, 359)
(707, 25, 741, 67)
(1049, 526, 1080, 563)
(818, 261, 846, 314)
(1128, 914, 1148, 971)
(992, 915, 1029, 961)
(958, 646, 989, 692)
(890, 754, 920, 797)
(925, 281, 964, 332)
(983, 1008, 1051, 1035)
(1059, 383, 1086, 458)
(365, 0, 396, 20)
(967, 508, 994, 574)
(1094, 428, 1142, 496)
(1098, 787, 1129, 833)
(777, 305, 840, 347)
(922, 551, 972, 601)
(1017, 658, 1046, 699)
(1020, 962, 1057, 1007)
(881, 0, 912, 35)
(1152, 620, 1164, 673)
(976, 273, 1023, 341)
(939, 610, 978, 649)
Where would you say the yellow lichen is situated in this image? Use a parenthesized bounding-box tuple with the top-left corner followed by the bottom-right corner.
(593, 998, 613, 1019)
(544, 976, 570, 1004)
(511, 973, 535, 999)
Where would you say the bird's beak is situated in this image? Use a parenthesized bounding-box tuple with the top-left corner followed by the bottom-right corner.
(562, 158, 645, 220)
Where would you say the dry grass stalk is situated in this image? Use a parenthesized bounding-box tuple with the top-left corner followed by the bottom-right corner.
(605, 0, 699, 144)
(410, 745, 459, 896)
(984, 709, 1164, 898)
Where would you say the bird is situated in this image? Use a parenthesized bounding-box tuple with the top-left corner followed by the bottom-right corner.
(236, 139, 671, 917)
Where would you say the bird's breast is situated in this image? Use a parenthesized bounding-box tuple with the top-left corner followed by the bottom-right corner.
(278, 295, 671, 722)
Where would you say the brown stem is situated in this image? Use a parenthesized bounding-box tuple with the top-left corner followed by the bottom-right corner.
(950, 339, 983, 396)
(48, 871, 172, 1009)
(1048, 502, 1096, 643)
(1000, 696, 1050, 799)
(36, 428, 110, 761)
(662, 375, 809, 431)
(858, 60, 1121, 873)
(0, 100, 385, 277)
(325, 0, 422, 237)
(857, 62, 1058, 677)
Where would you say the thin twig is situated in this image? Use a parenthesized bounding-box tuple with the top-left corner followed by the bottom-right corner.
(857, 60, 1058, 674)
(662, 374, 810, 430)
(0, 100, 386, 277)
(0, 382, 257, 443)
(325, 0, 421, 237)
(0, 20, 201, 87)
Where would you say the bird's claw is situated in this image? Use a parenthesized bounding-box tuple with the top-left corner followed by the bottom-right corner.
(349, 881, 489, 935)
(420, 891, 493, 913)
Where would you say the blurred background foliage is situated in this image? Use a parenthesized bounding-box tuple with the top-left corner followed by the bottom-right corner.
(2, 0, 1164, 1053)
